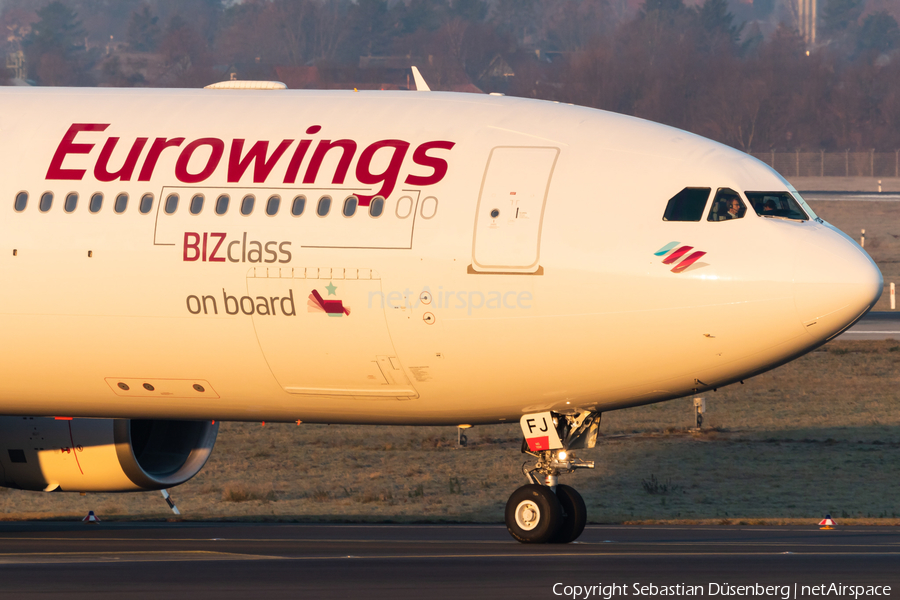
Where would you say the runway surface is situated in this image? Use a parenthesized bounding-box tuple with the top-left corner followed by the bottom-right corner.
(803, 191, 900, 202)
(840, 311, 900, 340)
(1, 522, 897, 599)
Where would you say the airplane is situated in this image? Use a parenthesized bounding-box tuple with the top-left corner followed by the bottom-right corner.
(0, 79, 882, 544)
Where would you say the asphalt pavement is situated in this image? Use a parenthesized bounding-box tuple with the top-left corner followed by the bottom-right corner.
(840, 311, 900, 340)
(0, 522, 897, 599)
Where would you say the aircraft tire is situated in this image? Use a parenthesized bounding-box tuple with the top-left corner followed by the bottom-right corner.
(550, 484, 587, 543)
(505, 484, 562, 544)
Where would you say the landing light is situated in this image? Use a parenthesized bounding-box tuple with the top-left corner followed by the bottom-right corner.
(558, 450, 567, 461)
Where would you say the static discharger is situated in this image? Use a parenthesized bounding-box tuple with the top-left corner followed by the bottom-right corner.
(82, 510, 100, 523)
(819, 515, 836, 530)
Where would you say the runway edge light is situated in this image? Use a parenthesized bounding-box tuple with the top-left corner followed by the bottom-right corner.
(818, 514, 836, 529)
(82, 510, 101, 524)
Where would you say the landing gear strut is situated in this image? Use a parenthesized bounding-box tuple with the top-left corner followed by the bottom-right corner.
(505, 410, 599, 544)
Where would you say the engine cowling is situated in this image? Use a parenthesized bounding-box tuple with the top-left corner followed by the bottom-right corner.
(0, 417, 218, 492)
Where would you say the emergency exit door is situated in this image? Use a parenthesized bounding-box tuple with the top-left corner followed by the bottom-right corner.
(470, 146, 559, 273)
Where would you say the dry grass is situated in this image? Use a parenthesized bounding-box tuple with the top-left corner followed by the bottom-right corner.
(810, 199, 900, 311)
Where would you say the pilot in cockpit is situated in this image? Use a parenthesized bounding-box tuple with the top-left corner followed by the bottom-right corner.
(725, 198, 742, 219)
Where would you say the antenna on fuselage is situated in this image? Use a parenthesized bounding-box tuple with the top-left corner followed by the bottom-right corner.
(410, 66, 431, 92)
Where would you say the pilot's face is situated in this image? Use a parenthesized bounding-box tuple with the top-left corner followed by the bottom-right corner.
(729, 200, 740, 212)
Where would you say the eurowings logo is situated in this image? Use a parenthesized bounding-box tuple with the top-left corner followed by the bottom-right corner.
(654, 242, 708, 274)
(308, 283, 350, 317)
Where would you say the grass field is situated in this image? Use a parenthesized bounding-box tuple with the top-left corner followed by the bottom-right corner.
(3, 339, 899, 525)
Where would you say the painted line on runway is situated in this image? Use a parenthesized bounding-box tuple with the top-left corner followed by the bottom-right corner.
(270, 551, 900, 560)
(3, 551, 900, 566)
(843, 331, 900, 334)
(0, 551, 283, 564)
(3, 537, 898, 548)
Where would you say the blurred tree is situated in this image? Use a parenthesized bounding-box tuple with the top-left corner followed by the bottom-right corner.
(68, 0, 144, 47)
(155, 0, 223, 46)
(449, 0, 488, 22)
(127, 5, 161, 52)
(741, 20, 765, 55)
(752, 0, 774, 19)
(23, 1, 91, 85)
(697, 0, 741, 51)
(491, 0, 539, 46)
(218, 0, 317, 68)
(539, 0, 614, 52)
(395, 16, 508, 90)
(820, 0, 865, 37)
(156, 13, 213, 86)
(309, 0, 353, 63)
(856, 11, 900, 55)
(639, 0, 688, 20)
(347, 0, 401, 58)
(397, 0, 450, 34)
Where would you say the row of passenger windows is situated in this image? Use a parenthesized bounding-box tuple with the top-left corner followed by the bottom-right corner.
(13, 191, 388, 219)
(662, 187, 809, 222)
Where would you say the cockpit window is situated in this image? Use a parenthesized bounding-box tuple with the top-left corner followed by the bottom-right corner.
(707, 188, 746, 221)
(662, 188, 710, 222)
(746, 192, 809, 221)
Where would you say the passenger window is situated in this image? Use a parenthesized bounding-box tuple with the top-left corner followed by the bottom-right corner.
(662, 188, 710, 222)
(65, 193, 78, 213)
(369, 197, 385, 218)
(164, 194, 178, 214)
(266, 195, 280, 216)
(241, 195, 255, 215)
(90, 193, 103, 213)
(421, 196, 438, 219)
(215, 194, 229, 215)
(39, 192, 53, 212)
(190, 194, 204, 215)
(707, 188, 746, 221)
(291, 195, 306, 216)
(342, 196, 358, 217)
(114, 193, 128, 214)
(139, 194, 153, 214)
(396, 196, 413, 218)
(317, 196, 331, 217)
(745, 191, 809, 221)
(14, 192, 27, 212)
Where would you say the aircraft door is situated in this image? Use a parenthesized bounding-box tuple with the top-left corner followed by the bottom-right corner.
(470, 146, 559, 274)
(248, 267, 417, 400)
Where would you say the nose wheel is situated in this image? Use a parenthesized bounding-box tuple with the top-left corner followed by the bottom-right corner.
(504, 484, 587, 544)
(505, 484, 562, 543)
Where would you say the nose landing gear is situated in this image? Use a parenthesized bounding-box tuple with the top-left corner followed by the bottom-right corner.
(505, 410, 599, 544)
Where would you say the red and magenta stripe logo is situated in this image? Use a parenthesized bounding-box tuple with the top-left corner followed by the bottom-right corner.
(654, 242, 707, 274)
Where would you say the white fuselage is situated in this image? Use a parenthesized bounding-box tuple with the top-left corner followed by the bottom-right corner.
(0, 87, 882, 425)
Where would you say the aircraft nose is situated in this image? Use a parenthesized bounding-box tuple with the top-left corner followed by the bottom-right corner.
(794, 223, 883, 341)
